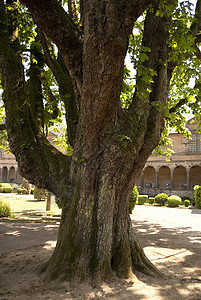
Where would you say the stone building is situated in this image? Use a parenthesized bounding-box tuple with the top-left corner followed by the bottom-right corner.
(136, 118, 201, 200)
(0, 131, 57, 185)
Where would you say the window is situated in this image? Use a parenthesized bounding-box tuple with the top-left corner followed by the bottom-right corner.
(189, 135, 201, 153)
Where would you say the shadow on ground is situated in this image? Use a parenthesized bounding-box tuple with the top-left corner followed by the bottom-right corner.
(0, 207, 201, 299)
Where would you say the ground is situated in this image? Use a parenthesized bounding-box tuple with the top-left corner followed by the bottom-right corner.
(0, 196, 201, 299)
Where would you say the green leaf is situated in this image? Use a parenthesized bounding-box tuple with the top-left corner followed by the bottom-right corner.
(187, 95, 196, 103)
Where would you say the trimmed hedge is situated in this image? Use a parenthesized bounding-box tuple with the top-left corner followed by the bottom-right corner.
(168, 195, 181, 207)
(194, 185, 201, 209)
(0, 183, 12, 193)
(0, 187, 4, 193)
(17, 188, 22, 194)
(129, 186, 138, 213)
(155, 193, 168, 206)
(137, 195, 148, 205)
(184, 199, 190, 207)
(148, 197, 155, 205)
(0, 182, 13, 193)
(4, 187, 12, 193)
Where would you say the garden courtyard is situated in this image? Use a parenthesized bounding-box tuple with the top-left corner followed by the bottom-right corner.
(0, 195, 201, 299)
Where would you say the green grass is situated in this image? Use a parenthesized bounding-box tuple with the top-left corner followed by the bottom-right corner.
(0, 194, 61, 220)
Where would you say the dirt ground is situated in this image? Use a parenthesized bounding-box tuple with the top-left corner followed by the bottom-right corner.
(0, 205, 201, 299)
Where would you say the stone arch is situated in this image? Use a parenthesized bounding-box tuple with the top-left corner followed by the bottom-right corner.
(158, 166, 171, 189)
(173, 165, 187, 189)
(190, 165, 201, 189)
(2, 166, 8, 183)
(144, 166, 156, 187)
(9, 166, 15, 183)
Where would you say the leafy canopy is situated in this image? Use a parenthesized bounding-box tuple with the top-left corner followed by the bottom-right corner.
(0, 0, 201, 156)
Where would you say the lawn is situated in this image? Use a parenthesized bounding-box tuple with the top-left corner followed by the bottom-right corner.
(0, 193, 61, 220)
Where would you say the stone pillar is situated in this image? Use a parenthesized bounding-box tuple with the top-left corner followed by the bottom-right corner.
(7, 167, 10, 183)
(0, 168, 2, 182)
(15, 169, 18, 183)
(187, 168, 190, 189)
(155, 170, 159, 188)
(171, 168, 174, 188)
(141, 171, 144, 188)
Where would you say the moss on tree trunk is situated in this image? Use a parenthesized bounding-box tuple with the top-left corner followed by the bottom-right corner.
(43, 153, 160, 282)
(0, 0, 173, 283)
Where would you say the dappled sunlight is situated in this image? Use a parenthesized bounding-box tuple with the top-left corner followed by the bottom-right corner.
(43, 240, 57, 250)
(44, 224, 59, 229)
(1, 205, 201, 299)
(5, 230, 20, 236)
(144, 247, 192, 262)
(130, 206, 201, 299)
(188, 236, 201, 244)
(0, 221, 59, 254)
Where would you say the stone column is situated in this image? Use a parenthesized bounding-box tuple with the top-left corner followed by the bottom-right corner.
(187, 168, 190, 189)
(7, 167, 10, 183)
(15, 169, 18, 183)
(155, 169, 159, 188)
(141, 171, 144, 188)
(171, 168, 174, 188)
(0, 168, 2, 182)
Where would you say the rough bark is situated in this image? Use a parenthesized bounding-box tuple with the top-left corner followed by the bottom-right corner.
(0, 0, 175, 281)
(38, 30, 78, 147)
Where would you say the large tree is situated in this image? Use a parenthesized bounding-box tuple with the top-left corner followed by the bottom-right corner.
(0, 0, 201, 281)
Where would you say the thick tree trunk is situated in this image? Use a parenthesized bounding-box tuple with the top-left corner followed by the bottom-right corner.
(0, 0, 172, 283)
(44, 140, 160, 281)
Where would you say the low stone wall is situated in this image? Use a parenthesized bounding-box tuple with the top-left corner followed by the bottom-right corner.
(138, 188, 194, 200)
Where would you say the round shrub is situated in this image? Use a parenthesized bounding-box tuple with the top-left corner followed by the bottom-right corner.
(0, 183, 12, 188)
(184, 199, 190, 207)
(148, 197, 155, 205)
(0, 183, 12, 193)
(30, 188, 35, 195)
(129, 186, 138, 214)
(137, 195, 148, 205)
(168, 195, 181, 207)
(12, 184, 18, 192)
(4, 187, 12, 193)
(0, 201, 12, 218)
(17, 188, 22, 194)
(155, 193, 168, 206)
(0, 187, 4, 193)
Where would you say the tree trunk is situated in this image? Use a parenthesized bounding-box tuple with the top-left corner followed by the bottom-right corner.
(44, 138, 160, 281)
(46, 192, 51, 211)
(0, 0, 172, 283)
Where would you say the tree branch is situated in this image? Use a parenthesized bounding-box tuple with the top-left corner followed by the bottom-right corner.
(169, 98, 188, 114)
(190, 0, 201, 61)
(39, 31, 78, 147)
(122, 0, 174, 167)
(68, 0, 79, 24)
(191, 0, 201, 37)
(0, 0, 71, 194)
(20, 0, 83, 92)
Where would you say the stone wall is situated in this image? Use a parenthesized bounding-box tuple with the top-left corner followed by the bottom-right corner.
(137, 118, 201, 200)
